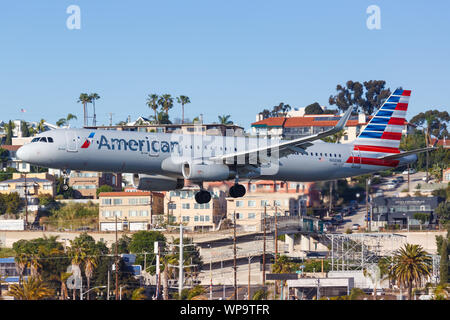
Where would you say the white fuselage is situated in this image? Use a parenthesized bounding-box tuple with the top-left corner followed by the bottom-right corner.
(17, 128, 410, 182)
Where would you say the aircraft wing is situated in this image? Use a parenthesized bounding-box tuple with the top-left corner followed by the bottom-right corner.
(377, 147, 437, 160)
(210, 106, 354, 164)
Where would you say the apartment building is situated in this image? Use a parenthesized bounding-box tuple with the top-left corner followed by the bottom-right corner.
(69, 171, 122, 199)
(226, 180, 319, 232)
(0, 145, 30, 172)
(98, 190, 164, 231)
(85, 120, 245, 137)
(165, 186, 225, 232)
(0, 172, 56, 198)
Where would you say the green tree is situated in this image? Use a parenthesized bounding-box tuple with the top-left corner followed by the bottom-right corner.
(96, 184, 113, 197)
(8, 276, 53, 300)
(218, 115, 233, 125)
(329, 80, 392, 115)
(436, 201, 450, 226)
(128, 231, 166, 273)
(37, 119, 46, 133)
(146, 94, 159, 123)
(304, 102, 324, 115)
(158, 94, 174, 116)
(5, 120, 14, 145)
(176, 95, 191, 124)
(0, 148, 9, 169)
(56, 118, 67, 127)
(131, 287, 148, 300)
(390, 243, 432, 300)
(20, 121, 30, 137)
(89, 93, 100, 126)
(77, 93, 92, 127)
(409, 110, 450, 139)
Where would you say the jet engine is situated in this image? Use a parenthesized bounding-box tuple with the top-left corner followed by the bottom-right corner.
(132, 174, 184, 191)
(181, 162, 232, 181)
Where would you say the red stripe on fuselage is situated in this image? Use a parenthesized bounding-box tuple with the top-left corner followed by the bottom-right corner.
(381, 132, 402, 140)
(346, 156, 399, 167)
(402, 90, 411, 96)
(354, 145, 400, 153)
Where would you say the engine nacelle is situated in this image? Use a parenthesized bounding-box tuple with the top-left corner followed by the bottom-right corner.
(182, 162, 231, 181)
(133, 174, 184, 191)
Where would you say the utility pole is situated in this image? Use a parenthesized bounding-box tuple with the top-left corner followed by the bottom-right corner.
(115, 214, 119, 300)
(328, 181, 332, 218)
(109, 113, 114, 127)
(316, 278, 320, 300)
(179, 224, 184, 299)
(209, 249, 212, 300)
(247, 255, 252, 300)
(233, 210, 237, 300)
(263, 205, 266, 286)
(274, 203, 278, 264)
(107, 269, 110, 300)
(407, 163, 411, 193)
(24, 173, 28, 230)
(154, 241, 160, 299)
(366, 178, 370, 231)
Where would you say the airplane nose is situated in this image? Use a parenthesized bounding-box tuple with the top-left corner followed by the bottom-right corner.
(16, 146, 29, 162)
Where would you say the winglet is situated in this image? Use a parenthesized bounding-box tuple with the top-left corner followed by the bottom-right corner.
(335, 106, 354, 131)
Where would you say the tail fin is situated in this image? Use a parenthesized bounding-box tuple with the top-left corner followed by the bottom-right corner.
(354, 89, 411, 153)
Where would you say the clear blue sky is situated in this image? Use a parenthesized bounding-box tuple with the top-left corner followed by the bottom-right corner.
(0, 1, 449, 129)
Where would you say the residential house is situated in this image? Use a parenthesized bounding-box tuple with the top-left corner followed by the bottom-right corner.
(69, 171, 122, 199)
(98, 190, 164, 231)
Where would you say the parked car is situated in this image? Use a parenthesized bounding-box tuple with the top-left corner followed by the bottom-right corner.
(386, 183, 396, 190)
(402, 168, 416, 174)
(352, 224, 360, 230)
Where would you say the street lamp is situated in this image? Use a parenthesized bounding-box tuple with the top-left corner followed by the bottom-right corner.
(105, 214, 125, 300)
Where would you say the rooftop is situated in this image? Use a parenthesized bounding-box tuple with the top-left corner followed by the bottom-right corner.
(98, 191, 164, 197)
(252, 115, 371, 128)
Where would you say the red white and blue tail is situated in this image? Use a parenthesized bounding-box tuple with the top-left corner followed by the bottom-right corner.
(350, 89, 411, 167)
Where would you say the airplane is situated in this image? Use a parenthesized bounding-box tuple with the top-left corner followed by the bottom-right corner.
(16, 89, 434, 204)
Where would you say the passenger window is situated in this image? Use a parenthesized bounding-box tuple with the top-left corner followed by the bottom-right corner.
(339, 154, 341, 157)
(334, 154, 337, 157)
(47, 137, 54, 143)
(315, 153, 318, 156)
(320, 153, 322, 156)
(40, 137, 47, 142)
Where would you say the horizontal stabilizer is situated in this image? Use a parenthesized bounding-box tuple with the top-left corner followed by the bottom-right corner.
(377, 147, 436, 160)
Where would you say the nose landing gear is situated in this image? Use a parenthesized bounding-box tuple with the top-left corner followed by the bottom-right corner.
(62, 170, 70, 191)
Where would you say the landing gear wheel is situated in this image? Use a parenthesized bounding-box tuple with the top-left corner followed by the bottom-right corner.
(229, 184, 246, 198)
(62, 184, 69, 191)
(195, 190, 212, 204)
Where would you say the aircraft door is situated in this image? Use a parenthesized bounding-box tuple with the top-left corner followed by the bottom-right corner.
(148, 137, 160, 157)
(65, 131, 78, 153)
(351, 146, 361, 168)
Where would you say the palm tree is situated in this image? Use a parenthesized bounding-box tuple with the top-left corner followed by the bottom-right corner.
(146, 94, 159, 124)
(218, 115, 233, 125)
(158, 94, 174, 116)
(77, 93, 92, 127)
(56, 118, 67, 127)
(68, 242, 88, 300)
(89, 93, 100, 126)
(390, 243, 432, 300)
(15, 253, 28, 285)
(84, 255, 97, 300)
(58, 272, 72, 300)
(176, 95, 191, 124)
(28, 254, 42, 279)
(8, 276, 53, 300)
(66, 113, 78, 127)
(37, 119, 46, 133)
(131, 287, 147, 300)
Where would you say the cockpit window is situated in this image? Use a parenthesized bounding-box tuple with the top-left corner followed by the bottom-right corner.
(40, 137, 47, 143)
(31, 138, 40, 142)
(47, 137, 54, 143)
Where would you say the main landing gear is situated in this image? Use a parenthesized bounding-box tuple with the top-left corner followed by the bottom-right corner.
(229, 183, 246, 198)
(195, 189, 212, 204)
